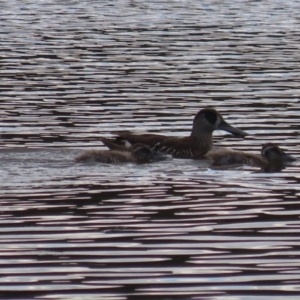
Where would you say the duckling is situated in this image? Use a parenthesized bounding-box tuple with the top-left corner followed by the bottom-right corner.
(206, 143, 296, 172)
(99, 108, 248, 159)
(75, 143, 167, 164)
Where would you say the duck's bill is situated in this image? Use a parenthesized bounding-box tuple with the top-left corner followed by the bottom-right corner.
(281, 152, 297, 163)
(218, 121, 248, 138)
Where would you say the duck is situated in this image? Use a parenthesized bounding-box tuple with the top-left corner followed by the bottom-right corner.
(206, 143, 296, 172)
(75, 143, 167, 164)
(99, 108, 248, 159)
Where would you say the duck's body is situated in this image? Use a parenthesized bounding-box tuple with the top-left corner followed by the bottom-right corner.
(76, 143, 166, 164)
(103, 134, 213, 159)
(100, 108, 248, 159)
(206, 143, 296, 172)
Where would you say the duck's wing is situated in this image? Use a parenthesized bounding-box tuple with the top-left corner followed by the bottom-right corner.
(112, 131, 168, 149)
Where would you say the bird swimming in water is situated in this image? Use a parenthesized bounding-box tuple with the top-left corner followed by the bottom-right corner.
(75, 143, 167, 164)
(206, 143, 296, 172)
(99, 108, 248, 159)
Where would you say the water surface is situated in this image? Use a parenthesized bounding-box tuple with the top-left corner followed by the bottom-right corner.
(1, 0, 300, 299)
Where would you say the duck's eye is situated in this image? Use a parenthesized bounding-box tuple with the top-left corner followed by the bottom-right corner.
(204, 111, 217, 124)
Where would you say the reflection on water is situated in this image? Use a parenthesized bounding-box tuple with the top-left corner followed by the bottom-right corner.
(1, 0, 300, 299)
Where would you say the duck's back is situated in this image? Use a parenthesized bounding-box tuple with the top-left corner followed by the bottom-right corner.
(206, 148, 267, 167)
(114, 132, 167, 149)
(76, 149, 132, 163)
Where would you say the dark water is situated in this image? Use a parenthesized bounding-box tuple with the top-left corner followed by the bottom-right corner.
(1, 0, 300, 299)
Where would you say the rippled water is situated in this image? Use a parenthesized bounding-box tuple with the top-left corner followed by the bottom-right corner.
(1, 0, 300, 299)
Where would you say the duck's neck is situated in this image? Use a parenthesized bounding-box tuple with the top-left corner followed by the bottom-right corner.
(191, 127, 213, 139)
(191, 119, 214, 137)
(191, 130, 214, 154)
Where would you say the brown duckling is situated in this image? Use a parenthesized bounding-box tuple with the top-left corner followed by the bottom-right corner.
(75, 143, 167, 164)
(206, 143, 296, 172)
(99, 108, 248, 159)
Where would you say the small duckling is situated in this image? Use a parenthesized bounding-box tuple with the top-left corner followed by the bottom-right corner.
(75, 143, 167, 164)
(206, 143, 296, 172)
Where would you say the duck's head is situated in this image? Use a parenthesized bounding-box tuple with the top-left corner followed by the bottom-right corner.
(261, 143, 296, 163)
(132, 143, 166, 163)
(192, 108, 248, 138)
